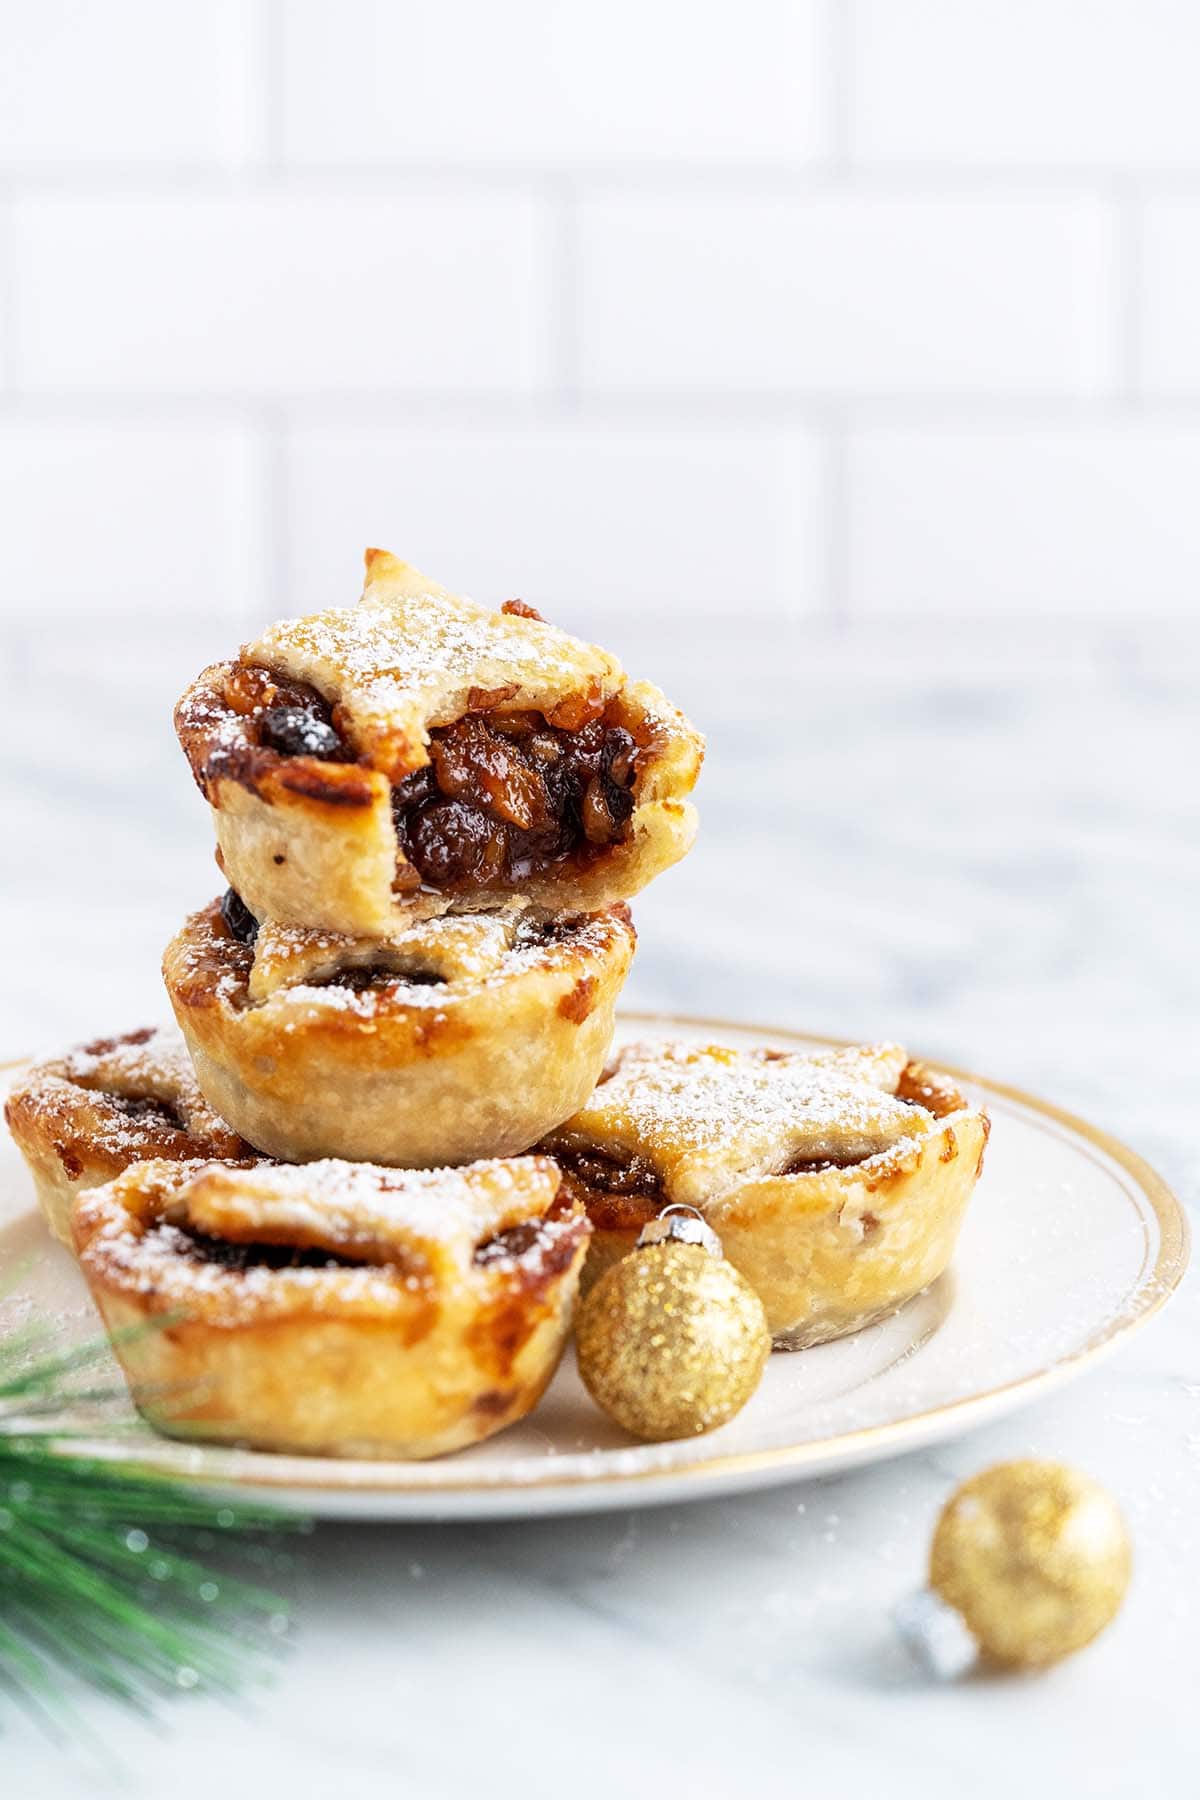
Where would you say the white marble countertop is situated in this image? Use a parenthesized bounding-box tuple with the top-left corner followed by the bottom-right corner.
(3, 617, 1198, 1796)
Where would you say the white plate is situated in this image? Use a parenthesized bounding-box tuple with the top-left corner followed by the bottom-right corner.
(0, 1017, 1187, 1520)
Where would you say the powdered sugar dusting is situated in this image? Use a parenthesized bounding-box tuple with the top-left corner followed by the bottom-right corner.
(221, 904, 627, 1014)
(183, 1156, 555, 1259)
(63, 1024, 195, 1103)
(80, 1155, 560, 1323)
(249, 902, 532, 1001)
(244, 555, 621, 777)
(12, 1026, 248, 1166)
(547, 1040, 943, 1207)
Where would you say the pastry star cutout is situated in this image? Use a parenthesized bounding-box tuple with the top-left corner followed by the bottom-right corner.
(550, 1040, 938, 1208)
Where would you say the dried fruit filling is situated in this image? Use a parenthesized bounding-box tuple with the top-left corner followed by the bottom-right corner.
(163, 1206, 575, 1277)
(392, 703, 640, 892)
(165, 1223, 368, 1273)
(556, 1148, 664, 1231)
(473, 1189, 586, 1274)
(233, 664, 643, 894)
(220, 887, 260, 946)
(105, 1094, 188, 1133)
(558, 1140, 881, 1231)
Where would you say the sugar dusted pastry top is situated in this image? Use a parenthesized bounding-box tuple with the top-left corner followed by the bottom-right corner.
(544, 1040, 950, 1208)
(51, 1025, 214, 1115)
(164, 1155, 562, 1274)
(4, 1024, 250, 1174)
(168, 892, 634, 1019)
(247, 896, 538, 1001)
(74, 1154, 577, 1325)
(174, 551, 703, 928)
(245, 551, 623, 782)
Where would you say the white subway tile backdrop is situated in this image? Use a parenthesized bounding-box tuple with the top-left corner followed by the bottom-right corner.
(282, 422, 826, 626)
(2, 0, 1199, 1057)
(0, 420, 263, 619)
(2, 0, 1199, 633)
(0, 0, 256, 166)
(852, 0, 1200, 168)
(15, 193, 551, 396)
(279, 0, 831, 167)
(577, 191, 1117, 396)
(851, 424, 1200, 616)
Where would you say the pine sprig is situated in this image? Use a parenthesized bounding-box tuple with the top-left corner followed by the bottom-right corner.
(0, 1297, 307, 1729)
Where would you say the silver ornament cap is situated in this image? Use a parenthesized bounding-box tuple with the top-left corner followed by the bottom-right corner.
(635, 1203, 723, 1259)
(892, 1589, 978, 1680)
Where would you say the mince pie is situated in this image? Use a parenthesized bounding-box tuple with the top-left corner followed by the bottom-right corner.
(72, 1154, 589, 1459)
(4, 1026, 253, 1248)
(543, 1040, 989, 1349)
(162, 892, 636, 1166)
(175, 550, 703, 936)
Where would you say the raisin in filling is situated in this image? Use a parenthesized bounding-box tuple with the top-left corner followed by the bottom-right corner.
(252, 677, 349, 761)
(220, 887, 260, 946)
(258, 703, 346, 760)
(216, 664, 354, 764)
(392, 704, 639, 892)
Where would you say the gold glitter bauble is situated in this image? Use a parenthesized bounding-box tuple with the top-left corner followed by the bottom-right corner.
(930, 1460, 1132, 1668)
(575, 1241, 770, 1441)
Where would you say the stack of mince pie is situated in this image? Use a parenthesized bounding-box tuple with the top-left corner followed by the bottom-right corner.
(5, 548, 990, 1462)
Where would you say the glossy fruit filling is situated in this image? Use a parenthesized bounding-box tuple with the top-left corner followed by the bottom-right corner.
(228, 663, 644, 896)
(391, 703, 639, 892)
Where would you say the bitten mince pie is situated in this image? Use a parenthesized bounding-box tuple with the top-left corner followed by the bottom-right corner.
(542, 1040, 989, 1350)
(162, 891, 636, 1166)
(4, 1026, 253, 1249)
(175, 551, 703, 936)
(72, 1154, 589, 1459)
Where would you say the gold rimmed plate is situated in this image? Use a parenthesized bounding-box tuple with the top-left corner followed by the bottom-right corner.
(0, 1017, 1188, 1520)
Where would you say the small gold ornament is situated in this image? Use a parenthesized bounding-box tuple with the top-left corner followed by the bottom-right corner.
(898, 1459, 1132, 1676)
(575, 1206, 770, 1441)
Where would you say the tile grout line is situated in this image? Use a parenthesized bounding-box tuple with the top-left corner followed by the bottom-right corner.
(0, 178, 18, 395)
(9, 390, 1200, 433)
(0, 391, 1189, 426)
(827, 0, 854, 177)
(256, 0, 286, 174)
(2, 163, 1192, 198)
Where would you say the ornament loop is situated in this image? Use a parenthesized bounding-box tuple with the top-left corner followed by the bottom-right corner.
(635, 1204, 723, 1259)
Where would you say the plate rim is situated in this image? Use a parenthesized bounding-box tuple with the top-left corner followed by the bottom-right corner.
(3, 1017, 1190, 1501)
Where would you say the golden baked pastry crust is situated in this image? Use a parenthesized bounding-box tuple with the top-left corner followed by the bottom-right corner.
(72, 1154, 589, 1459)
(542, 1041, 990, 1349)
(162, 896, 636, 1165)
(175, 551, 703, 935)
(4, 1027, 252, 1248)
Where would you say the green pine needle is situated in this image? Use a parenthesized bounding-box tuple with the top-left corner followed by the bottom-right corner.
(0, 1302, 309, 1731)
